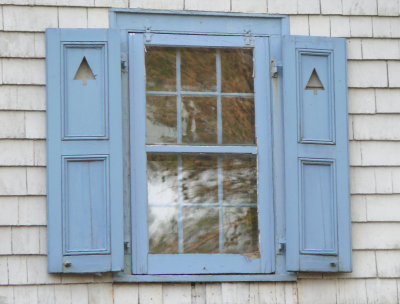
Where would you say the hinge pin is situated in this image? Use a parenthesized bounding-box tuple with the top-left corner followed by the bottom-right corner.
(277, 238, 286, 254)
(270, 60, 279, 78)
(145, 26, 152, 43)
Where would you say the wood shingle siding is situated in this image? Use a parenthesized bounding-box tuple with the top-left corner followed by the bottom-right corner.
(0, 0, 399, 302)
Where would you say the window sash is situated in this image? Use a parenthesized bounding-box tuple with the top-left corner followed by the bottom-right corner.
(129, 33, 275, 274)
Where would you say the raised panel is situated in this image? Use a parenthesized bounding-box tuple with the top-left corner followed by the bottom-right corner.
(62, 155, 110, 255)
(299, 159, 337, 255)
(298, 51, 334, 144)
(63, 44, 108, 139)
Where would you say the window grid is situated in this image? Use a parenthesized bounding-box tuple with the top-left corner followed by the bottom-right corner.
(146, 47, 257, 254)
(146, 91, 254, 98)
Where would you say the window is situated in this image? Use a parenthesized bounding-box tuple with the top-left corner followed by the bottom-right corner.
(46, 10, 351, 281)
(131, 36, 273, 275)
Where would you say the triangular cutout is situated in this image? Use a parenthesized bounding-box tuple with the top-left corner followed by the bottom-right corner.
(73, 57, 95, 86)
(305, 68, 324, 95)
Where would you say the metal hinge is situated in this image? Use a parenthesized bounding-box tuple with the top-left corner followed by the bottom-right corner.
(124, 241, 131, 254)
(243, 30, 254, 46)
(145, 26, 152, 43)
(277, 238, 286, 255)
(121, 53, 128, 73)
(270, 59, 282, 78)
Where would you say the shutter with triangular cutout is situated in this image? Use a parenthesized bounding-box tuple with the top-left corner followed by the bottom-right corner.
(283, 36, 351, 272)
(305, 68, 325, 95)
(73, 57, 96, 85)
(46, 29, 124, 273)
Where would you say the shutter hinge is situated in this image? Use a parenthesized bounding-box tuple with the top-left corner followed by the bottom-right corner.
(270, 60, 282, 78)
(243, 30, 254, 46)
(277, 238, 286, 255)
(145, 26, 152, 43)
(121, 53, 128, 73)
(124, 241, 131, 254)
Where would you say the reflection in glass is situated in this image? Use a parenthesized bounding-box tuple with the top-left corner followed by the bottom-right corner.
(182, 154, 218, 204)
(148, 206, 178, 253)
(183, 207, 219, 253)
(145, 46, 260, 256)
(146, 153, 259, 255)
(222, 97, 255, 144)
(147, 154, 178, 204)
(146, 47, 176, 91)
(181, 48, 216, 92)
(223, 207, 259, 256)
(182, 97, 217, 144)
(146, 96, 177, 144)
(221, 49, 253, 93)
(223, 155, 257, 204)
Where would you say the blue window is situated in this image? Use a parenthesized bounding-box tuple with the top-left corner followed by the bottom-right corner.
(46, 10, 351, 281)
(130, 34, 274, 276)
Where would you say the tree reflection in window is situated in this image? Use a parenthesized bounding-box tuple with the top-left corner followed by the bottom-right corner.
(145, 47, 259, 257)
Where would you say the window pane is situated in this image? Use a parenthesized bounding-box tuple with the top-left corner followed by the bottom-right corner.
(183, 207, 219, 253)
(146, 47, 176, 91)
(181, 48, 216, 92)
(182, 154, 218, 204)
(148, 206, 178, 253)
(222, 97, 255, 144)
(223, 155, 257, 204)
(221, 49, 253, 93)
(147, 154, 178, 204)
(182, 97, 217, 144)
(223, 207, 259, 257)
(146, 96, 177, 144)
(146, 153, 259, 255)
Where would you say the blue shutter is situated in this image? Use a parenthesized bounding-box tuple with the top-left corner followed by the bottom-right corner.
(46, 29, 124, 273)
(283, 36, 351, 272)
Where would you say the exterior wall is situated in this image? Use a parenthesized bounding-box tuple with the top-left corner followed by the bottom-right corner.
(0, 0, 399, 303)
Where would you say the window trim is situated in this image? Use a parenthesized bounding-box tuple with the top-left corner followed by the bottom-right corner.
(131, 33, 272, 275)
(111, 9, 297, 282)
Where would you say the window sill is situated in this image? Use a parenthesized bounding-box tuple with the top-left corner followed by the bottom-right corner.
(113, 273, 297, 283)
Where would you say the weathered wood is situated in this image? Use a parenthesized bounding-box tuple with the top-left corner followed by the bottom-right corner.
(221, 282, 251, 304)
(138, 284, 162, 303)
(113, 284, 138, 304)
(205, 283, 222, 304)
(162, 283, 191, 304)
(191, 283, 206, 304)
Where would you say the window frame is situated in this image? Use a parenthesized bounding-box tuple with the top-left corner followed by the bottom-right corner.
(111, 9, 297, 282)
(131, 33, 273, 275)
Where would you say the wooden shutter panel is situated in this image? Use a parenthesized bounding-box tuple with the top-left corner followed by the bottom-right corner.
(283, 36, 351, 272)
(46, 29, 124, 273)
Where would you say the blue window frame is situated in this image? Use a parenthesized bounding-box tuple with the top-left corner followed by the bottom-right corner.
(46, 10, 351, 282)
(130, 33, 274, 275)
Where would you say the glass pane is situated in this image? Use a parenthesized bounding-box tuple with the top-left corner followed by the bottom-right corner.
(223, 155, 257, 204)
(183, 207, 219, 253)
(146, 47, 176, 91)
(146, 96, 177, 144)
(181, 48, 216, 92)
(146, 153, 259, 255)
(221, 49, 253, 93)
(223, 207, 259, 257)
(148, 206, 178, 253)
(222, 97, 255, 144)
(182, 97, 217, 144)
(182, 154, 218, 204)
(147, 154, 178, 204)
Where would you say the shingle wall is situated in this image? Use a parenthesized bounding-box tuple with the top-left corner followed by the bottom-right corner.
(0, 0, 399, 303)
